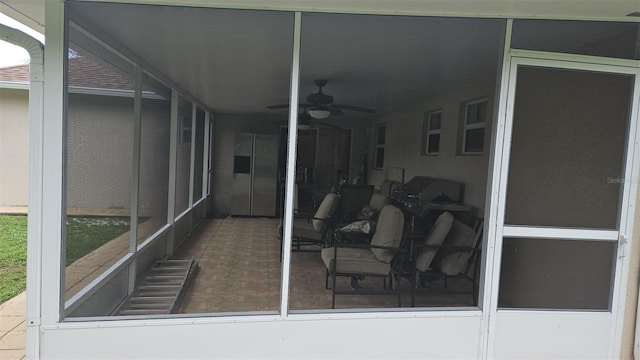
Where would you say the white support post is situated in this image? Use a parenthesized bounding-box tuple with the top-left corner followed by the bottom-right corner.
(202, 111, 211, 210)
(166, 90, 179, 255)
(25, 51, 44, 360)
(188, 103, 196, 233)
(481, 18, 513, 360)
(279, 11, 302, 317)
(0, 14, 45, 360)
(39, 0, 66, 330)
(207, 114, 214, 197)
(128, 65, 143, 294)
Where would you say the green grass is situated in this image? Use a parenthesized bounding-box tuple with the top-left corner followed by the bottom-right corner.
(0, 215, 28, 304)
(65, 216, 130, 266)
(0, 215, 131, 304)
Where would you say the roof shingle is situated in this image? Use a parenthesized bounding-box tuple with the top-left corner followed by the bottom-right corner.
(0, 56, 135, 91)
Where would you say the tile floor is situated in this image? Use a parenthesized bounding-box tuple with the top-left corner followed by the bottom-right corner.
(175, 216, 474, 313)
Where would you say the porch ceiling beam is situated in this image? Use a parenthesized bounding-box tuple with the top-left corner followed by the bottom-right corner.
(4, 0, 640, 26)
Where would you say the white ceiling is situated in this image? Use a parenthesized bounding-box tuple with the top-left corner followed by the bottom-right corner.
(66, 3, 507, 117)
(2, 0, 640, 119)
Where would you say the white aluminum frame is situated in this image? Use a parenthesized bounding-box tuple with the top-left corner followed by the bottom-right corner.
(206, 113, 214, 197)
(279, 10, 301, 317)
(41, 0, 66, 328)
(188, 103, 196, 208)
(165, 89, 179, 255)
(201, 111, 211, 202)
(128, 65, 143, 294)
(56, 17, 216, 316)
(61, 19, 144, 313)
(30, 2, 640, 359)
(486, 51, 640, 359)
(45, 0, 489, 322)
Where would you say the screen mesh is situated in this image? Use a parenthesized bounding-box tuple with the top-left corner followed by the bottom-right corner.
(65, 25, 135, 301)
(499, 238, 614, 310)
(505, 66, 632, 229)
(137, 73, 171, 244)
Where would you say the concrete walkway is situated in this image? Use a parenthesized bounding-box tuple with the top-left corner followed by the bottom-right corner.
(0, 208, 27, 359)
(0, 292, 26, 360)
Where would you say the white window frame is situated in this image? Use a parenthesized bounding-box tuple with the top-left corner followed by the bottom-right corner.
(374, 123, 386, 169)
(423, 109, 442, 155)
(461, 98, 488, 155)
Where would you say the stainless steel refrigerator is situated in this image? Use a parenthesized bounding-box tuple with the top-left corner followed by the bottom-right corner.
(231, 133, 278, 217)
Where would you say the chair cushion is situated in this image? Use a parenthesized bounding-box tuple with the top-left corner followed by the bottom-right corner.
(438, 220, 477, 275)
(293, 218, 323, 241)
(368, 194, 390, 211)
(321, 247, 391, 276)
(313, 193, 339, 232)
(337, 220, 376, 235)
(415, 212, 454, 272)
(370, 205, 404, 263)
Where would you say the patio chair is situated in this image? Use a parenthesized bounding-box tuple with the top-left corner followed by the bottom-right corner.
(410, 214, 483, 306)
(335, 184, 374, 224)
(321, 204, 407, 308)
(328, 192, 388, 247)
(290, 192, 339, 251)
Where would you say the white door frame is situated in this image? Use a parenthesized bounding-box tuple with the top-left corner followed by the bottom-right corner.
(485, 49, 640, 359)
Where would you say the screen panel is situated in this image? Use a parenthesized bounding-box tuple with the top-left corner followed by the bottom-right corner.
(137, 73, 171, 244)
(65, 24, 135, 302)
(499, 237, 614, 310)
(512, 20, 640, 60)
(505, 66, 633, 229)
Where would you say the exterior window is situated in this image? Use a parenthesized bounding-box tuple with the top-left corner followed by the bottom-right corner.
(423, 110, 442, 155)
(461, 98, 487, 154)
(180, 113, 192, 144)
(374, 124, 386, 168)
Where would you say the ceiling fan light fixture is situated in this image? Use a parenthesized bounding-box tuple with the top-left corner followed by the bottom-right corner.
(308, 108, 330, 119)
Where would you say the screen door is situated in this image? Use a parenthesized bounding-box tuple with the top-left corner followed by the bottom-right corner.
(491, 56, 639, 359)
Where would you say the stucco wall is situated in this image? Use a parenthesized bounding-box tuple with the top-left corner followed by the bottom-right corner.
(370, 76, 496, 214)
(0, 88, 29, 207)
(66, 93, 134, 211)
(66, 93, 174, 215)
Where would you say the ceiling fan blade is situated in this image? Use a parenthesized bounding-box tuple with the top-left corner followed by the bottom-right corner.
(314, 121, 342, 129)
(332, 104, 376, 113)
(328, 107, 343, 116)
(309, 104, 342, 116)
(299, 111, 313, 122)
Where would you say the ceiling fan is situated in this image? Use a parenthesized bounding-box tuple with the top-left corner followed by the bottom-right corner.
(277, 108, 342, 130)
(268, 79, 376, 120)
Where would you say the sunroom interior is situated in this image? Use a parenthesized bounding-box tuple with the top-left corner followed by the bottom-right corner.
(60, 2, 639, 318)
